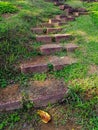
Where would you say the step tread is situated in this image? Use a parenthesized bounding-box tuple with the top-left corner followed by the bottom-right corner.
(20, 56, 77, 73)
(22, 79, 68, 107)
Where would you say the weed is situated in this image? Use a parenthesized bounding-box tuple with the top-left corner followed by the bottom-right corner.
(48, 63, 54, 71)
(33, 73, 47, 81)
(50, 63, 88, 82)
(0, 112, 20, 130)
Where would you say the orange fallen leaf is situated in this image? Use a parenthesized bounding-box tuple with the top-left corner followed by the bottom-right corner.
(37, 110, 51, 123)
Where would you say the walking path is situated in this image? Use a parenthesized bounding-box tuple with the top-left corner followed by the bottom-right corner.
(0, 0, 88, 111)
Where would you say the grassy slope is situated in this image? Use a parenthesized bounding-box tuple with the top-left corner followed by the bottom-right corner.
(0, 0, 98, 130)
(0, 0, 62, 88)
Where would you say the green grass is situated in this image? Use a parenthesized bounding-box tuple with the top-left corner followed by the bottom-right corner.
(0, 1, 18, 14)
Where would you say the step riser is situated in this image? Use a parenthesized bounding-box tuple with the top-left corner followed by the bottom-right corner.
(41, 23, 55, 27)
(31, 28, 62, 34)
(40, 43, 79, 55)
(36, 36, 52, 43)
(47, 28, 62, 34)
(21, 64, 48, 73)
(55, 35, 72, 42)
(30, 90, 67, 107)
(49, 19, 61, 24)
(40, 47, 63, 55)
(36, 34, 72, 43)
(0, 100, 22, 111)
(20, 56, 77, 74)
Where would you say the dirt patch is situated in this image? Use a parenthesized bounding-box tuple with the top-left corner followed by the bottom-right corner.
(20, 55, 59, 66)
(88, 65, 98, 75)
(40, 121, 82, 130)
(2, 13, 15, 18)
(22, 78, 68, 107)
(0, 84, 21, 103)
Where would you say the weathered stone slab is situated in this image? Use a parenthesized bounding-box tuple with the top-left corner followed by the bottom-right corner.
(20, 56, 58, 74)
(0, 100, 22, 111)
(31, 28, 62, 34)
(41, 23, 56, 27)
(55, 15, 67, 20)
(28, 79, 68, 107)
(56, 22, 66, 26)
(21, 63, 48, 73)
(49, 19, 61, 24)
(40, 44, 63, 55)
(55, 34, 72, 42)
(0, 85, 22, 111)
(50, 56, 77, 70)
(36, 35, 52, 43)
(47, 28, 62, 34)
(65, 43, 79, 52)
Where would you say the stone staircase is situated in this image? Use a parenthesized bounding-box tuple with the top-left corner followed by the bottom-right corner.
(0, 1, 88, 111)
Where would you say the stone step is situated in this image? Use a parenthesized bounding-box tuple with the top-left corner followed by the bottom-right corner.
(49, 19, 62, 24)
(0, 84, 22, 111)
(54, 34, 72, 42)
(65, 43, 79, 52)
(36, 35, 52, 43)
(41, 23, 56, 27)
(40, 44, 63, 55)
(29, 79, 68, 107)
(55, 15, 67, 19)
(59, 4, 72, 10)
(36, 34, 72, 43)
(20, 56, 77, 74)
(0, 79, 68, 110)
(50, 56, 77, 71)
(20, 56, 49, 74)
(55, 15, 75, 21)
(31, 28, 62, 34)
(47, 28, 62, 34)
(40, 22, 65, 28)
(64, 7, 87, 16)
(40, 43, 79, 55)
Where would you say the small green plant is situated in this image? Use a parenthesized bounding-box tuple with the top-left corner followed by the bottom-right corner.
(0, 2, 18, 14)
(48, 63, 53, 71)
(23, 101, 34, 111)
(33, 73, 47, 81)
(0, 112, 20, 130)
(43, 28, 47, 34)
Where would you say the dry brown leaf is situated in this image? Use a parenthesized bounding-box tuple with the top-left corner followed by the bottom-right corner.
(37, 110, 51, 123)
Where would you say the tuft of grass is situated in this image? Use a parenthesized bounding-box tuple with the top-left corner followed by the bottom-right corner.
(32, 73, 47, 81)
(50, 63, 88, 82)
(0, 1, 18, 14)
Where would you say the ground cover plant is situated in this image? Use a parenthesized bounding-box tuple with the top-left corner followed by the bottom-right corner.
(0, 1, 18, 14)
(0, 0, 98, 130)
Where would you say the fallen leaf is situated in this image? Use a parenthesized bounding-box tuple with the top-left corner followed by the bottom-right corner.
(37, 110, 51, 123)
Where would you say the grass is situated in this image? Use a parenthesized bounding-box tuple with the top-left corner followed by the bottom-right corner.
(0, 1, 18, 14)
(0, 0, 98, 130)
